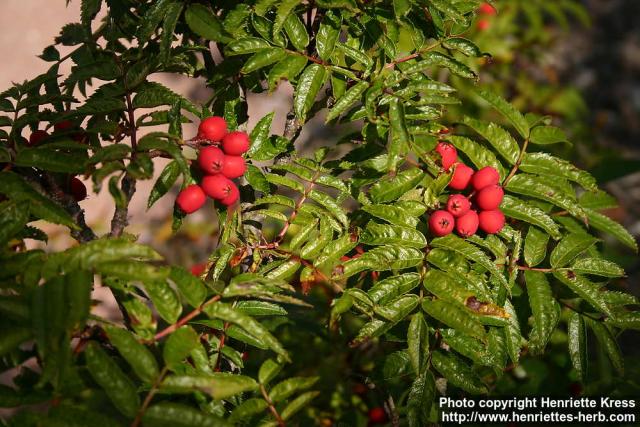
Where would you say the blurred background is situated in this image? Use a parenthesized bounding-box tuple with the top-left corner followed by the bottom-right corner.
(0, 0, 638, 405)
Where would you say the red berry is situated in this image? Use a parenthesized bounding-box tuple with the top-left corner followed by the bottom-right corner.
(198, 116, 227, 142)
(190, 263, 207, 276)
(478, 2, 496, 15)
(201, 174, 235, 200)
(221, 155, 247, 179)
(28, 130, 49, 147)
(471, 166, 500, 191)
(435, 142, 458, 171)
(446, 194, 471, 217)
(220, 182, 240, 206)
(428, 210, 455, 237)
(477, 19, 491, 31)
(198, 146, 225, 175)
(222, 131, 250, 156)
(368, 407, 387, 424)
(176, 184, 206, 214)
(54, 120, 74, 132)
(70, 177, 87, 201)
(476, 184, 504, 210)
(456, 210, 479, 238)
(478, 209, 505, 234)
(449, 163, 474, 190)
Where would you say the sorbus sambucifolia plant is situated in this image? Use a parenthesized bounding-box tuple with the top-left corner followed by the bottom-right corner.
(0, 1, 637, 426)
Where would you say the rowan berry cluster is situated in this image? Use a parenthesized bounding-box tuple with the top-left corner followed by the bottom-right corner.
(28, 120, 87, 202)
(176, 117, 249, 214)
(428, 142, 505, 238)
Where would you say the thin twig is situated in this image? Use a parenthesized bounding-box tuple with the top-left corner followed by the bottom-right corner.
(274, 171, 320, 243)
(260, 383, 286, 427)
(131, 367, 169, 427)
(503, 138, 529, 186)
(152, 295, 221, 342)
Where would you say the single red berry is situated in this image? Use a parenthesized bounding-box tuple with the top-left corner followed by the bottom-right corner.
(220, 181, 240, 206)
(477, 19, 491, 31)
(201, 174, 235, 200)
(478, 2, 496, 15)
(456, 210, 479, 238)
(471, 166, 500, 191)
(54, 120, 74, 132)
(198, 116, 227, 142)
(190, 263, 207, 276)
(435, 141, 458, 171)
(221, 155, 247, 179)
(478, 209, 505, 234)
(28, 130, 49, 147)
(340, 255, 351, 262)
(368, 407, 387, 424)
(222, 131, 250, 156)
(70, 177, 87, 201)
(428, 210, 455, 237)
(449, 163, 475, 190)
(446, 194, 471, 217)
(198, 146, 225, 175)
(176, 184, 206, 214)
(476, 184, 504, 210)
(352, 383, 368, 395)
(241, 351, 249, 361)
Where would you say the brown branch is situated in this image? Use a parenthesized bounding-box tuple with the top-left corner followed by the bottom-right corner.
(384, 39, 445, 69)
(260, 383, 286, 427)
(502, 138, 529, 187)
(152, 295, 221, 342)
(274, 171, 320, 243)
(131, 367, 168, 427)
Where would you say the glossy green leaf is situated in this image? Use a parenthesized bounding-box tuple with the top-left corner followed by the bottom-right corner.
(422, 299, 485, 340)
(431, 350, 487, 394)
(529, 125, 568, 145)
(474, 88, 530, 139)
(525, 271, 560, 354)
(553, 271, 611, 316)
(571, 258, 624, 277)
(521, 153, 597, 190)
(143, 402, 231, 427)
(294, 64, 327, 123)
(242, 47, 287, 74)
(161, 373, 259, 400)
(567, 312, 587, 381)
(550, 233, 598, 268)
(462, 116, 519, 165)
(588, 319, 623, 376)
(585, 208, 638, 252)
(316, 10, 341, 60)
(163, 326, 200, 369)
(524, 226, 549, 267)
(184, 4, 231, 42)
(360, 222, 426, 248)
(104, 326, 159, 383)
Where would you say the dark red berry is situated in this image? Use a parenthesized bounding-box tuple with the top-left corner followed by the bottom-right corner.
(28, 130, 49, 147)
(478, 2, 496, 15)
(222, 131, 250, 156)
(476, 184, 504, 210)
(449, 163, 474, 190)
(220, 181, 240, 206)
(201, 174, 235, 200)
(428, 210, 455, 237)
(70, 177, 87, 201)
(478, 209, 505, 234)
(198, 146, 225, 175)
(190, 263, 207, 276)
(368, 407, 387, 424)
(456, 210, 479, 237)
(176, 184, 206, 214)
(446, 194, 471, 217)
(221, 155, 246, 179)
(471, 166, 500, 191)
(435, 141, 458, 171)
(477, 19, 490, 31)
(198, 116, 227, 142)
(54, 120, 74, 132)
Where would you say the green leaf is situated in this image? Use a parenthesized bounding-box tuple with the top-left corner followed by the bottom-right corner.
(273, 0, 301, 36)
(227, 37, 272, 55)
(443, 37, 484, 57)
(369, 168, 423, 203)
(374, 294, 419, 322)
(85, 342, 140, 417)
(462, 116, 519, 165)
(588, 320, 623, 376)
(143, 402, 231, 427)
(316, 10, 341, 60)
(406, 51, 476, 79)
(503, 300, 524, 363)
(0, 201, 29, 245)
(242, 47, 287, 74)
(362, 204, 419, 228)
(185, 4, 231, 43)
(422, 299, 485, 341)
(474, 89, 530, 139)
(0, 328, 31, 358)
(585, 208, 638, 252)
(144, 280, 182, 324)
(269, 376, 318, 403)
(104, 326, 159, 383)
(430, 234, 508, 289)
(335, 43, 374, 70)
(326, 81, 368, 122)
(230, 398, 269, 423)
(204, 302, 290, 362)
(148, 161, 180, 209)
(525, 271, 560, 354)
(163, 326, 200, 369)
(501, 195, 561, 240)
(431, 351, 487, 394)
(520, 153, 597, 190)
(15, 145, 88, 173)
(407, 312, 428, 374)
(236, 300, 287, 316)
(281, 391, 320, 420)
(448, 135, 506, 179)
(294, 64, 327, 123)
(523, 226, 549, 267)
(567, 312, 587, 381)
(571, 258, 625, 278)
(505, 174, 586, 222)
(268, 55, 308, 90)
(259, 358, 283, 385)
(283, 13, 309, 51)
(360, 222, 427, 248)
(368, 273, 421, 304)
(161, 373, 259, 399)
(407, 371, 435, 426)
(169, 267, 206, 308)
(308, 190, 348, 228)
(550, 233, 599, 268)
(530, 125, 568, 145)
(553, 271, 611, 316)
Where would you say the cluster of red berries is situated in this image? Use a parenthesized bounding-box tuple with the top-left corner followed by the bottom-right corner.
(428, 142, 505, 238)
(477, 2, 497, 31)
(175, 117, 250, 214)
(28, 120, 88, 202)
